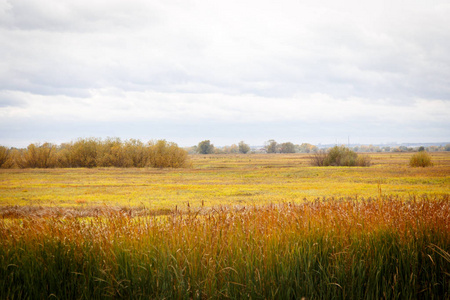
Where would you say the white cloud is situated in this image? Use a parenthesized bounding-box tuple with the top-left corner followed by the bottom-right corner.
(2, 89, 448, 124)
(0, 0, 449, 146)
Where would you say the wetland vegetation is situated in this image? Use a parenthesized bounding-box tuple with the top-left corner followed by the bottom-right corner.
(0, 152, 449, 298)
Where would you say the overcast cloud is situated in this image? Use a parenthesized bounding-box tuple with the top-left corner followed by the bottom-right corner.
(1, 0, 449, 147)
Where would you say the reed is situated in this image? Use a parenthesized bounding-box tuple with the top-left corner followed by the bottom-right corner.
(1, 195, 448, 299)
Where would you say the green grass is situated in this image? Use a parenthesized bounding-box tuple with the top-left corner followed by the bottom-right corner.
(0, 152, 449, 209)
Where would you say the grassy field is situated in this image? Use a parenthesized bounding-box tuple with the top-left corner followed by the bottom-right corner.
(0, 152, 449, 210)
(0, 152, 449, 298)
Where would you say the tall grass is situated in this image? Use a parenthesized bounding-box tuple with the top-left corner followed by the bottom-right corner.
(1, 195, 449, 299)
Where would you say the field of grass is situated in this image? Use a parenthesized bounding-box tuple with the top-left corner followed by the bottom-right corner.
(0, 152, 449, 298)
(0, 152, 449, 211)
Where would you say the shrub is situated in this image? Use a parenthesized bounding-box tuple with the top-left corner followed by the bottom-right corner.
(324, 146, 357, 166)
(96, 137, 132, 167)
(310, 150, 327, 166)
(124, 139, 149, 167)
(356, 154, 371, 167)
(59, 138, 100, 168)
(409, 151, 433, 167)
(0, 146, 14, 168)
(5, 138, 191, 169)
(148, 140, 191, 168)
(16, 143, 57, 168)
(311, 146, 371, 167)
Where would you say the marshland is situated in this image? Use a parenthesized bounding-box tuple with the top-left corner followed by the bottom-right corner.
(1, 150, 449, 299)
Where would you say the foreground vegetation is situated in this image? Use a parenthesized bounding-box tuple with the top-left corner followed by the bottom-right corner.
(1, 196, 448, 299)
(0, 152, 449, 298)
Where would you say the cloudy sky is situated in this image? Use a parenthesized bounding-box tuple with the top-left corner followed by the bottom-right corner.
(1, 0, 449, 147)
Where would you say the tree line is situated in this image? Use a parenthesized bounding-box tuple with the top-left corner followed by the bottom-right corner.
(190, 140, 450, 154)
(0, 138, 190, 169)
(189, 140, 319, 154)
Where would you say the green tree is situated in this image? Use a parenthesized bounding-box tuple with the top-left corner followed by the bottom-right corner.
(280, 142, 296, 153)
(265, 140, 278, 153)
(197, 140, 214, 154)
(238, 141, 251, 154)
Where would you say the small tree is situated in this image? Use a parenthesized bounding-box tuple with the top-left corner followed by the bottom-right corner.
(409, 152, 433, 167)
(148, 140, 190, 168)
(63, 138, 99, 168)
(197, 140, 214, 154)
(280, 142, 296, 153)
(96, 137, 131, 167)
(17, 143, 57, 168)
(265, 140, 278, 153)
(238, 141, 251, 154)
(0, 146, 13, 168)
(124, 139, 149, 167)
(298, 143, 318, 153)
(229, 144, 239, 154)
(310, 150, 327, 166)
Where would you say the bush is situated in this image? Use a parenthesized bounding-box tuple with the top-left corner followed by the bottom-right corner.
(311, 146, 371, 167)
(409, 151, 433, 167)
(6, 138, 190, 169)
(59, 138, 100, 168)
(310, 150, 327, 166)
(356, 154, 371, 167)
(124, 139, 149, 167)
(96, 137, 132, 167)
(0, 146, 14, 168)
(148, 140, 191, 168)
(16, 143, 57, 168)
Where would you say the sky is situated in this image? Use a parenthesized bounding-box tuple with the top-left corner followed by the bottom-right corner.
(1, 0, 449, 148)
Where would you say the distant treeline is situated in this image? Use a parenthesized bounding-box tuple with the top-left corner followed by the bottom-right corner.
(0, 138, 190, 169)
(187, 140, 450, 154)
(188, 140, 319, 154)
